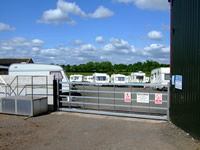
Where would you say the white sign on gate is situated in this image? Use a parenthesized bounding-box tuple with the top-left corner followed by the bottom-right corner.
(155, 93, 162, 104)
(137, 93, 149, 103)
(124, 92, 131, 102)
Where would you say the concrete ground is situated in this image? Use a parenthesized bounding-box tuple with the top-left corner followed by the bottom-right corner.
(0, 112, 200, 150)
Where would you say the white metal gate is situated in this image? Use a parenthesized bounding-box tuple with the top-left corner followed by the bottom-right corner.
(57, 81, 169, 120)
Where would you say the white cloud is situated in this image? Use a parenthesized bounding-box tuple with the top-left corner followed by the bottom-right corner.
(0, 37, 44, 50)
(89, 6, 114, 19)
(140, 44, 170, 63)
(134, 0, 169, 10)
(79, 44, 97, 52)
(68, 44, 100, 63)
(142, 44, 170, 57)
(71, 40, 84, 46)
(50, 57, 55, 60)
(0, 36, 169, 65)
(40, 49, 59, 55)
(102, 38, 136, 54)
(161, 46, 170, 53)
(37, 0, 86, 25)
(144, 44, 168, 52)
(57, 0, 86, 17)
(96, 36, 104, 43)
(0, 22, 16, 31)
(0, 37, 45, 60)
(147, 30, 163, 41)
(114, 0, 169, 11)
(31, 39, 45, 46)
(32, 47, 40, 51)
(37, 8, 76, 25)
(0, 37, 46, 62)
(38, 0, 114, 25)
(1, 46, 14, 50)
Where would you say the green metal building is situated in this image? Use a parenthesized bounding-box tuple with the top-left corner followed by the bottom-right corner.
(170, 0, 200, 139)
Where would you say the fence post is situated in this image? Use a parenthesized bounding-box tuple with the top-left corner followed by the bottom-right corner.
(167, 82, 170, 120)
(53, 79, 58, 111)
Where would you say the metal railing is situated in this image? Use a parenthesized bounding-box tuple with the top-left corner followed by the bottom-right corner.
(0, 76, 52, 98)
(58, 81, 170, 120)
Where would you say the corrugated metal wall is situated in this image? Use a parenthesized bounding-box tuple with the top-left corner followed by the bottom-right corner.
(170, 0, 200, 139)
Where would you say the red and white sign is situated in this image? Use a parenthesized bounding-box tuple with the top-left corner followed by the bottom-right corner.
(155, 93, 162, 104)
(124, 92, 131, 102)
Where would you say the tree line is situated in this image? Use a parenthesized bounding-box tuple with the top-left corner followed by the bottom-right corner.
(60, 60, 169, 75)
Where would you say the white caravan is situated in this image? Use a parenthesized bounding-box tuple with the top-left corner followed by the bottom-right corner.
(111, 74, 126, 84)
(9, 63, 70, 92)
(70, 74, 83, 82)
(130, 71, 146, 83)
(150, 67, 170, 90)
(145, 77, 150, 83)
(93, 73, 110, 84)
(83, 76, 94, 82)
(125, 76, 131, 83)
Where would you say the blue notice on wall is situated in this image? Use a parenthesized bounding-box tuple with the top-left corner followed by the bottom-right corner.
(172, 75, 175, 85)
(175, 75, 182, 90)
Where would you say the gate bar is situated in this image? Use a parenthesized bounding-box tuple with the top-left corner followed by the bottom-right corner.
(59, 108, 168, 120)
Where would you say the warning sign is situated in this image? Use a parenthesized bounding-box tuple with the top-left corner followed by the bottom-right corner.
(155, 93, 162, 104)
(137, 93, 149, 103)
(124, 92, 131, 102)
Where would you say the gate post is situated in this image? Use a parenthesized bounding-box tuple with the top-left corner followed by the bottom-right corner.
(53, 79, 58, 111)
(58, 80, 62, 108)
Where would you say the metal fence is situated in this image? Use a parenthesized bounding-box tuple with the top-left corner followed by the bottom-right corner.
(58, 81, 170, 120)
(0, 76, 50, 97)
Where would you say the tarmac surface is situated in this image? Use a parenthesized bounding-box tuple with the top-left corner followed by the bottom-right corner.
(0, 111, 200, 150)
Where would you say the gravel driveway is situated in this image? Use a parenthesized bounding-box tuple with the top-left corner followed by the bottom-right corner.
(0, 112, 200, 150)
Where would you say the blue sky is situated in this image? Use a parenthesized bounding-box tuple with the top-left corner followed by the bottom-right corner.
(0, 0, 170, 65)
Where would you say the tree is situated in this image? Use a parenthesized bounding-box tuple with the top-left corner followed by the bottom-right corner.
(60, 60, 169, 74)
(77, 64, 85, 72)
(132, 62, 143, 72)
(100, 61, 112, 72)
(94, 62, 101, 72)
(113, 64, 128, 72)
(64, 64, 71, 72)
(85, 62, 95, 72)
(70, 65, 78, 72)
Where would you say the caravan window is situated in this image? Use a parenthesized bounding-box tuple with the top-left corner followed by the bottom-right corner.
(136, 76, 144, 80)
(74, 76, 79, 80)
(97, 76, 106, 81)
(165, 74, 170, 80)
(50, 71, 63, 80)
(118, 77, 125, 81)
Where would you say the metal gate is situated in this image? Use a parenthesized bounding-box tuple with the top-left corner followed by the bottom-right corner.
(56, 81, 169, 120)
